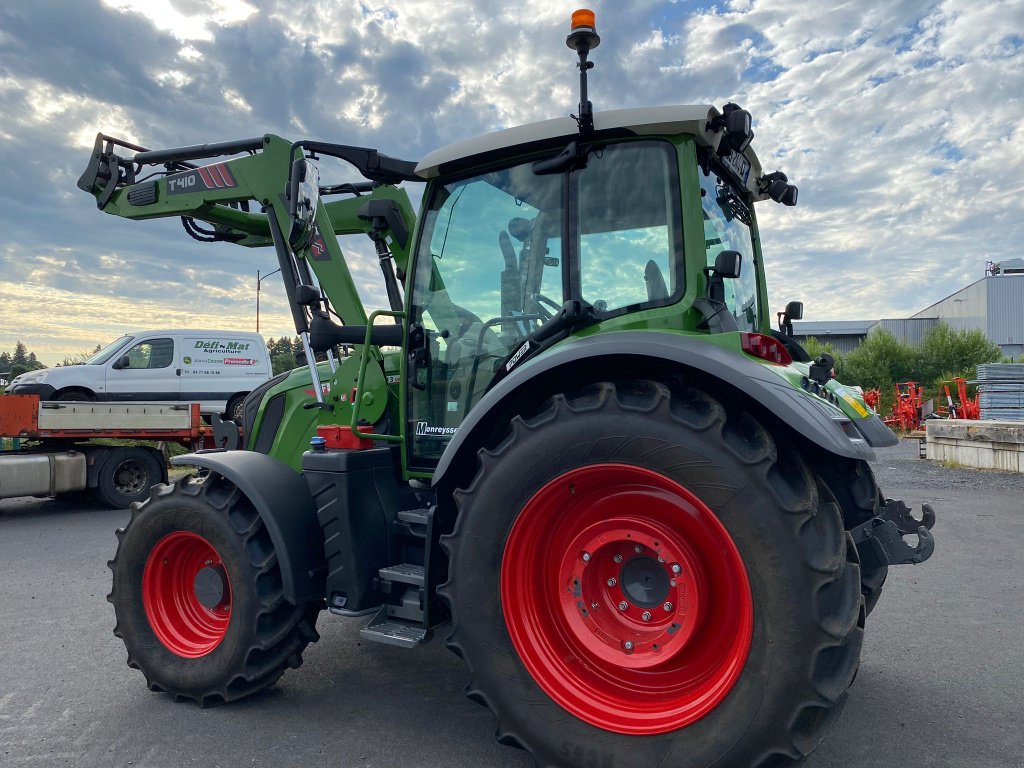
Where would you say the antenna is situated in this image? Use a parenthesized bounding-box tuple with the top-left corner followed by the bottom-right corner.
(566, 9, 600, 134)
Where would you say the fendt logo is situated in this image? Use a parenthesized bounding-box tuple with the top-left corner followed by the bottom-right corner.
(167, 163, 238, 195)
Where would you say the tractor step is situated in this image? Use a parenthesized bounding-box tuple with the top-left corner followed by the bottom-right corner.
(360, 606, 431, 648)
(397, 508, 430, 525)
(379, 563, 425, 587)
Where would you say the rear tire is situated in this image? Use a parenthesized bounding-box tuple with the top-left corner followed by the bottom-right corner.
(442, 381, 863, 768)
(94, 447, 164, 509)
(108, 474, 321, 705)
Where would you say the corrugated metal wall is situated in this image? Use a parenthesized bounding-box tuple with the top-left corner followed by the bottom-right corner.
(911, 278, 988, 331)
(987, 275, 1024, 347)
(876, 317, 937, 346)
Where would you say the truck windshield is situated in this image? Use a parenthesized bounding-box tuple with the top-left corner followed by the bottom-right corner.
(85, 336, 135, 365)
(698, 162, 759, 332)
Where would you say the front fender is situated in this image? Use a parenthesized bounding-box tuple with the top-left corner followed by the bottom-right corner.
(172, 450, 325, 604)
(432, 330, 881, 490)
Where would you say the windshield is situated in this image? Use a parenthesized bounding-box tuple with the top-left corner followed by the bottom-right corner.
(85, 336, 135, 365)
(698, 160, 759, 332)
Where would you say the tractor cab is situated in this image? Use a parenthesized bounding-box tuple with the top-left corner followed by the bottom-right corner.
(403, 105, 791, 466)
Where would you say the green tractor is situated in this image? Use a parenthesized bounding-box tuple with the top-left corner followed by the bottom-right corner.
(81, 11, 935, 768)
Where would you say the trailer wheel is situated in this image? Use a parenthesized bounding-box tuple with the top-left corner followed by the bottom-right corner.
(108, 474, 321, 706)
(442, 381, 863, 768)
(94, 447, 164, 509)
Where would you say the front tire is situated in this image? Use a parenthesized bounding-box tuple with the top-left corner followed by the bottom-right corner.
(442, 381, 863, 768)
(108, 475, 321, 706)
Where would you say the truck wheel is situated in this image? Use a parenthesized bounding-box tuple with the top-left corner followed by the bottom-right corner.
(108, 474, 321, 706)
(442, 381, 863, 768)
(94, 447, 164, 509)
(815, 458, 887, 615)
(54, 389, 96, 402)
(225, 394, 247, 424)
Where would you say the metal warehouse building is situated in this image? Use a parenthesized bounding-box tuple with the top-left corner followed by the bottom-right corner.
(792, 259, 1024, 358)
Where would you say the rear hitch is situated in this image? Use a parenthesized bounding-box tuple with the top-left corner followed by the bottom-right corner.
(850, 498, 936, 569)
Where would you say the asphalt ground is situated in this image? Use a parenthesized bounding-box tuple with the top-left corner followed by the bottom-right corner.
(1, 440, 1022, 768)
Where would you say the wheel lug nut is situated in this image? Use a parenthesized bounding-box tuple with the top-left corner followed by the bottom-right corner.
(623, 641, 634, 652)
(591, 602, 599, 610)
(613, 554, 623, 564)
(671, 563, 682, 574)
(634, 544, 643, 553)
(618, 601, 628, 611)
(642, 611, 652, 621)
(663, 602, 673, 611)
(607, 578, 616, 587)
(581, 551, 591, 562)
(670, 579, 677, 587)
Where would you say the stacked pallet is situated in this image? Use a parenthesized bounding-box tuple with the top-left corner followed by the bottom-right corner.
(977, 363, 1024, 422)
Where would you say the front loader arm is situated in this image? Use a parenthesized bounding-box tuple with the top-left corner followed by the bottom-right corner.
(78, 132, 419, 329)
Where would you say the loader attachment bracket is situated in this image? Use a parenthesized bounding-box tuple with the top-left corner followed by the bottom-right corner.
(78, 133, 142, 209)
(850, 499, 936, 569)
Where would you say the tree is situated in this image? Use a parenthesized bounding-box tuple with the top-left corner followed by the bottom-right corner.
(12, 341, 28, 366)
(842, 328, 921, 392)
(917, 323, 1002, 382)
(59, 344, 103, 366)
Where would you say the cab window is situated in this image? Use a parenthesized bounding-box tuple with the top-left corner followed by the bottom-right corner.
(122, 338, 174, 369)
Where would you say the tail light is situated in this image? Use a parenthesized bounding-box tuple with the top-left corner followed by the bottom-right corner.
(740, 333, 792, 366)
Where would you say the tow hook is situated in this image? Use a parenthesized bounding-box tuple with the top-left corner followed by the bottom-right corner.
(850, 499, 936, 569)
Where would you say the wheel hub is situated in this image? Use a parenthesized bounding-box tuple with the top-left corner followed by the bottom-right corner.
(619, 555, 670, 607)
(559, 519, 701, 669)
(194, 565, 229, 610)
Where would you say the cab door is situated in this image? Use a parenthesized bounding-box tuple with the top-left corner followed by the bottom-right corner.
(104, 335, 181, 402)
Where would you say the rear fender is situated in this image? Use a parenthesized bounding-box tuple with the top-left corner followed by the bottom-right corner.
(432, 331, 885, 492)
(171, 450, 325, 604)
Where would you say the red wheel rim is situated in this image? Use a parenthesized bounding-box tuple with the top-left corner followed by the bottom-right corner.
(501, 464, 753, 735)
(142, 531, 232, 658)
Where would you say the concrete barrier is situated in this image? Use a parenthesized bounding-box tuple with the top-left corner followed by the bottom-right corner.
(925, 420, 1024, 473)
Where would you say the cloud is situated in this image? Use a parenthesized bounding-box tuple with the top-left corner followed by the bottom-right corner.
(0, 0, 1021, 364)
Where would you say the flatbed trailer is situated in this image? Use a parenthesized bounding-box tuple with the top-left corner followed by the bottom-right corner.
(0, 395, 232, 508)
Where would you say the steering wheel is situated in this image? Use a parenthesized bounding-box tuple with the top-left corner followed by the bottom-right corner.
(528, 293, 561, 322)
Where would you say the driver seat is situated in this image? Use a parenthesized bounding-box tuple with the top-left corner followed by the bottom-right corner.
(645, 260, 669, 301)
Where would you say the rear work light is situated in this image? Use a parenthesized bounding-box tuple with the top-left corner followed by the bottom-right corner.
(740, 332, 793, 366)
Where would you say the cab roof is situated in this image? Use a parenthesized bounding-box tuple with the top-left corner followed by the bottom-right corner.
(415, 104, 766, 198)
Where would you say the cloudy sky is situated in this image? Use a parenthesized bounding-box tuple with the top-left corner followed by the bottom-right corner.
(1, 0, 1021, 365)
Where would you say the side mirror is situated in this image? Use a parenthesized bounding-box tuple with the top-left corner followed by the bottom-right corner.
(714, 250, 742, 279)
(784, 300, 803, 321)
(287, 158, 321, 251)
(111, 355, 129, 370)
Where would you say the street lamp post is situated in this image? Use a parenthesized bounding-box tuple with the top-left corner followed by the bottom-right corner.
(256, 268, 282, 333)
